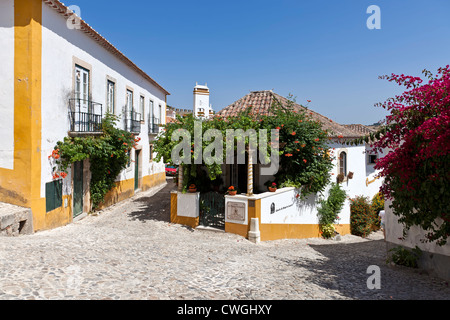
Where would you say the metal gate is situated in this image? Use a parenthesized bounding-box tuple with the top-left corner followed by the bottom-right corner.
(199, 192, 225, 230)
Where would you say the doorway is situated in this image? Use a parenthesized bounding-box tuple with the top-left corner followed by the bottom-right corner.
(73, 161, 84, 218)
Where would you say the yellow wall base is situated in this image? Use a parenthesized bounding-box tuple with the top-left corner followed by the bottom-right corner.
(170, 192, 199, 229)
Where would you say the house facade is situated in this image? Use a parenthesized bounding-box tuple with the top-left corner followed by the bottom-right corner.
(0, 0, 169, 233)
(171, 90, 384, 241)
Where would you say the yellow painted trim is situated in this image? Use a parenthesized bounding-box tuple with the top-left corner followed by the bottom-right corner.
(0, 0, 45, 231)
(98, 173, 166, 210)
(260, 224, 351, 241)
(225, 222, 248, 238)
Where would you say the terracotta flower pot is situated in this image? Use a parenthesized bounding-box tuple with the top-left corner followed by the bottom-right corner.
(268, 187, 277, 192)
(228, 191, 237, 196)
(189, 188, 197, 193)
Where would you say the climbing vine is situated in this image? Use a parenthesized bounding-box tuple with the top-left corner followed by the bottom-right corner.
(50, 113, 140, 209)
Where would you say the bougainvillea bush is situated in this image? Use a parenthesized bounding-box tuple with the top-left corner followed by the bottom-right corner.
(370, 66, 450, 245)
(350, 196, 376, 238)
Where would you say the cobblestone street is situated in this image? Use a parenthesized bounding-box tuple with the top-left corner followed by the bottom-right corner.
(1, 180, 449, 300)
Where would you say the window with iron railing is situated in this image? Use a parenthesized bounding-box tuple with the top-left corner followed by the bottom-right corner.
(125, 111, 142, 134)
(68, 98, 103, 133)
(149, 116, 160, 134)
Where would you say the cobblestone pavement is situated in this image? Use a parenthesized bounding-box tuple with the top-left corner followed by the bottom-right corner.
(1, 180, 449, 300)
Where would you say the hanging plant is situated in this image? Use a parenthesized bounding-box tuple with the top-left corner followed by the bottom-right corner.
(52, 113, 138, 210)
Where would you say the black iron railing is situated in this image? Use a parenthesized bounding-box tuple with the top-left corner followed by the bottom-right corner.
(149, 117, 160, 134)
(125, 111, 142, 134)
(68, 98, 103, 133)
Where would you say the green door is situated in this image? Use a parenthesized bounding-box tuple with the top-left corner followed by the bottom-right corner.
(73, 161, 84, 218)
(134, 150, 140, 190)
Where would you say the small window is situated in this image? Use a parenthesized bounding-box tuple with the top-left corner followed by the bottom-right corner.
(149, 144, 154, 162)
(339, 151, 347, 177)
(107, 80, 115, 114)
(127, 149, 132, 168)
(140, 96, 145, 121)
(46, 180, 63, 213)
(368, 154, 378, 164)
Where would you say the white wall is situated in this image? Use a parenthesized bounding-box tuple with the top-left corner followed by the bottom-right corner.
(0, 0, 15, 170)
(40, 4, 167, 197)
(385, 199, 450, 256)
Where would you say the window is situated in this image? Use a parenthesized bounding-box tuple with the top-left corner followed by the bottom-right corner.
(149, 100, 154, 119)
(46, 180, 63, 213)
(339, 151, 347, 177)
(140, 96, 145, 121)
(75, 65, 90, 111)
(127, 149, 132, 168)
(126, 90, 133, 114)
(368, 154, 378, 164)
(107, 80, 115, 114)
(149, 144, 154, 162)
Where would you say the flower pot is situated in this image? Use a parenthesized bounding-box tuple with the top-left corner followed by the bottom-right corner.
(268, 187, 277, 192)
(188, 188, 197, 193)
(228, 191, 237, 196)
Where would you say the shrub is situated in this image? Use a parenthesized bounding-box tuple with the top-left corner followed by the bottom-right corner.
(371, 192, 385, 230)
(318, 183, 347, 238)
(350, 196, 376, 237)
(387, 246, 422, 268)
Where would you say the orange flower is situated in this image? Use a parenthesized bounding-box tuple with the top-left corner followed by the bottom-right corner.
(291, 132, 296, 136)
(61, 172, 68, 179)
(303, 159, 307, 164)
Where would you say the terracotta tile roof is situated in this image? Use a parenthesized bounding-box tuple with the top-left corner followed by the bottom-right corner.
(344, 124, 376, 135)
(42, 0, 170, 96)
(217, 90, 364, 138)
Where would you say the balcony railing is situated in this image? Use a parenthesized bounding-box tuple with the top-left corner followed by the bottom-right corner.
(68, 98, 103, 133)
(125, 111, 142, 134)
(149, 117, 160, 134)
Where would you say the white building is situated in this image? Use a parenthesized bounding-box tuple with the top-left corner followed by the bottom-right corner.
(193, 83, 214, 119)
(0, 0, 169, 232)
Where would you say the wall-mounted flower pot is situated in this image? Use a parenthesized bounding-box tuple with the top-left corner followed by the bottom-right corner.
(348, 172, 354, 179)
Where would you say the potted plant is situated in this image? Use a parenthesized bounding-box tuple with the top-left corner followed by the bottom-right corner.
(227, 186, 237, 196)
(188, 184, 197, 193)
(348, 172, 354, 179)
(336, 173, 345, 184)
(268, 182, 277, 192)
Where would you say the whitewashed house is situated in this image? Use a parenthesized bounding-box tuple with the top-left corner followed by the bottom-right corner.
(0, 0, 169, 232)
(171, 90, 384, 241)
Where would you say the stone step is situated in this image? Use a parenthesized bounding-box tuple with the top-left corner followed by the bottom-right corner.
(0, 202, 33, 237)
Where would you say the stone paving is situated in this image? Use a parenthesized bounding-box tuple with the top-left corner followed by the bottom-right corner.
(1, 180, 449, 300)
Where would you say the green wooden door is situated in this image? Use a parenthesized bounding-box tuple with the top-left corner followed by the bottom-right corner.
(134, 150, 140, 190)
(73, 161, 84, 218)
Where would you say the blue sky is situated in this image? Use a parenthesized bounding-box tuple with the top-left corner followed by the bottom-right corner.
(69, 0, 450, 125)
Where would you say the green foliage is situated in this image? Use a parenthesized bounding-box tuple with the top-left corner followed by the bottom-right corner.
(154, 95, 334, 198)
(387, 246, 422, 268)
(54, 113, 137, 209)
(317, 183, 347, 238)
(260, 95, 334, 198)
(350, 196, 377, 238)
(371, 192, 385, 229)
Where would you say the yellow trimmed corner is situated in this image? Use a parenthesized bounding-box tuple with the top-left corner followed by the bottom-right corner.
(225, 222, 248, 238)
(98, 173, 166, 210)
(142, 172, 166, 191)
(0, 0, 49, 231)
(170, 192, 199, 228)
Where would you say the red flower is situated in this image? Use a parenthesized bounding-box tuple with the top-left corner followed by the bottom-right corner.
(303, 159, 307, 164)
(291, 132, 296, 136)
(276, 127, 281, 130)
(61, 172, 68, 179)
